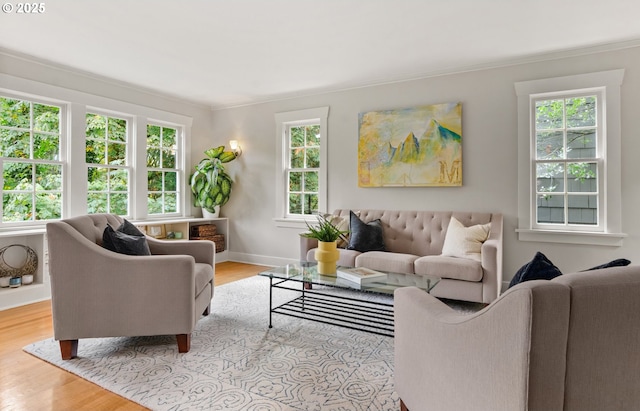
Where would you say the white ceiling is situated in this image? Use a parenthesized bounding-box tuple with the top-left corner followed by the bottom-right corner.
(2, 0, 640, 109)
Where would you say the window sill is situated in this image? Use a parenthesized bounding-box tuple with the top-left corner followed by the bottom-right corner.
(516, 229, 626, 247)
(273, 218, 315, 229)
(0, 227, 46, 237)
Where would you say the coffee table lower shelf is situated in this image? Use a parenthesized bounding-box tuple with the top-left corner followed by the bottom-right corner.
(268, 278, 394, 337)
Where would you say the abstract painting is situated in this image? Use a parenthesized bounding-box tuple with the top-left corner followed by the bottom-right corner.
(358, 102, 462, 187)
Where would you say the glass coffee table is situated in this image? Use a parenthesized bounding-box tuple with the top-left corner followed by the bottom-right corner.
(258, 262, 440, 337)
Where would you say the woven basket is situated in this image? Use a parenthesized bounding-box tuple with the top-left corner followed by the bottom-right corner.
(191, 234, 225, 253)
(191, 224, 217, 238)
(0, 244, 38, 278)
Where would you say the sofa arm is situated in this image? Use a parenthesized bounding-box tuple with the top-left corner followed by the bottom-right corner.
(147, 236, 215, 265)
(479, 214, 503, 303)
(300, 235, 318, 261)
(394, 282, 569, 411)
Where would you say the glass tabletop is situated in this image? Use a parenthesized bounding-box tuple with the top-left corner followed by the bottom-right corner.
(259, 262, 440, 296)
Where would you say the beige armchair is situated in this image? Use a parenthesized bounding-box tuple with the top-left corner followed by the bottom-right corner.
(46, 214, 214, 360)
(394, 265, 640, 411)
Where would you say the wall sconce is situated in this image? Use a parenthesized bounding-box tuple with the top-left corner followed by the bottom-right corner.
(229, 140, 242, 157)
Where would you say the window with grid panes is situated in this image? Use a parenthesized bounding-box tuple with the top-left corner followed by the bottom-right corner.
(533, 94, 601, 229)
(1, 95, 63, 222)
(86, 113, 130, 215)
(147, 124, 179, 215)
(286, 123, 320, 216)
(515, 69, 625, 246)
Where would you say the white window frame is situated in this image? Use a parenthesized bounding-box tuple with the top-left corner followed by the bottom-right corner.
(145, 121, 183, 217)
(85, 109, 133, 216)
(0, 91, 67, 227)
(0, 73, 193, 228)
(274, 107, 329, 228)
(515, 69, 626, 246)
(531, 90, 603, 231)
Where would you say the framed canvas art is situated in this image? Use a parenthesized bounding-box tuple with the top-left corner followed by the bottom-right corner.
(358, 102, 462, 187)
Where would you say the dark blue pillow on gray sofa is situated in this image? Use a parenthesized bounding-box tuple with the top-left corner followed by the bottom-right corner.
(102, 220, 151, 256)
(509, 251, 563, 288)
(583, 258, 631, 271)
(347, 210, 386, 252)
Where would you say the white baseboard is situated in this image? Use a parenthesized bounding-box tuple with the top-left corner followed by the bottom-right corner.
(225, 251, 297, 267)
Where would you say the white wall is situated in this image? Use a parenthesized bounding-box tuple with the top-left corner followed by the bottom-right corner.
(2, 46, 639, 283)
(213, 46, 640, 281)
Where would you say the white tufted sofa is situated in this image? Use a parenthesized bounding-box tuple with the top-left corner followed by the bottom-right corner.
(300, 209, 503, 303)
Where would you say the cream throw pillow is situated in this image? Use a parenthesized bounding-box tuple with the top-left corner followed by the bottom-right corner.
(441, 217, 491, 261)
(323, 213, 350, 248)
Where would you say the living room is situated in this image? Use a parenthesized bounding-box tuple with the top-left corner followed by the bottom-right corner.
(2, 1, 640, 410)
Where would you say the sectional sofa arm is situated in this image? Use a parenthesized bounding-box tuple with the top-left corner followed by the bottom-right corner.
(146, 236, 215, 265)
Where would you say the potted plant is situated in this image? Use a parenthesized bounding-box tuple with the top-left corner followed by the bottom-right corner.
(189, 145, 237, 218)
(301, 214, 349, 275)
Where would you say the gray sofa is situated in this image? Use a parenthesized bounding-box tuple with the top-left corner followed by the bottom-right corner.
(394, 265, 640, 411)
(47, 214, 214, 359)
(301, 209, 503, 304)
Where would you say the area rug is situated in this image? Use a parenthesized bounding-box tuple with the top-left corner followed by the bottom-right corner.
(24, 276, 482, 410)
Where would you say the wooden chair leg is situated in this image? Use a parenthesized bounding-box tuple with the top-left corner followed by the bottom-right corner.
(176, 334, 191, 353)
(400, 399, 409, 411)
(59, 339, 78, 360)
(203, 304, 210, 316)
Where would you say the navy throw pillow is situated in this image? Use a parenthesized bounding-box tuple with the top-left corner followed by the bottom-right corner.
(347, 211, 386, 252)
(509, 251, 562, 288)
(102, 220, 151, 256)
(583, 258, 631, 271)
(118, 218, 146, 237)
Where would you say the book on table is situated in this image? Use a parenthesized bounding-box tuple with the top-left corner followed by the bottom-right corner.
(336, 267, 387, 284)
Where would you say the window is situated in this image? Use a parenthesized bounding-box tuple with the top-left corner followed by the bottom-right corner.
(274, 107, 328, 225)
(286, 123, 320, 216)
(1, 76, 193, 226)
(533, 94, 601, 229)
(1, 95, 63, 223)
(515, 69, 626, 246)
(86, 113, 130, 215)
(146, 124, 180, 215)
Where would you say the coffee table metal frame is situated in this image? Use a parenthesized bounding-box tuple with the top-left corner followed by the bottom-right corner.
(259, 263, 440, 337)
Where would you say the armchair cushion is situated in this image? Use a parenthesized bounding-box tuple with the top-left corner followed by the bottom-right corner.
(102, 223, 151, 256)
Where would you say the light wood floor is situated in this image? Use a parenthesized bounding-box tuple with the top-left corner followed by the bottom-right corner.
(0, 261, 269, 411)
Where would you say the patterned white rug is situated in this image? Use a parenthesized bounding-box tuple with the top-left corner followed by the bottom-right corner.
(24, 276, 402, 410)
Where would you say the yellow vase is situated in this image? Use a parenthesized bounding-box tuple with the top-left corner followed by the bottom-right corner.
(315, 241, 339, 275)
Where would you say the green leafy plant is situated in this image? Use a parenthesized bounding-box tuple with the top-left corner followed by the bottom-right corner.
(301, 214, 348, 242)
(189, 146, 237, 212)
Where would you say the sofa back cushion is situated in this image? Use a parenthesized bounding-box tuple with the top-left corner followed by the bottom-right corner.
(333, 209, 494, 257)
(61, 214, 124, 246)
(553, 266, 640, 411)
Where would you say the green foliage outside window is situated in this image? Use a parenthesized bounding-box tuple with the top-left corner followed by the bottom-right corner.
(535, 96, 598, 225)
(288, 124, 320, 215)
(147, 124, 178, 214)
(1, 97, 62, 222)
(86, 113, 129, 215)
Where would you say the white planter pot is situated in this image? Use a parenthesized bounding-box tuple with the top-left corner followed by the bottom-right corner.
(202, 206, 220, 219)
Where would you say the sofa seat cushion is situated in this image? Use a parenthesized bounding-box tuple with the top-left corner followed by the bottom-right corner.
(414, 255, 483, 282)
(195, 263, 214, 296)
(307, 248, 361, 267)
(356, 251, 417, 274)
